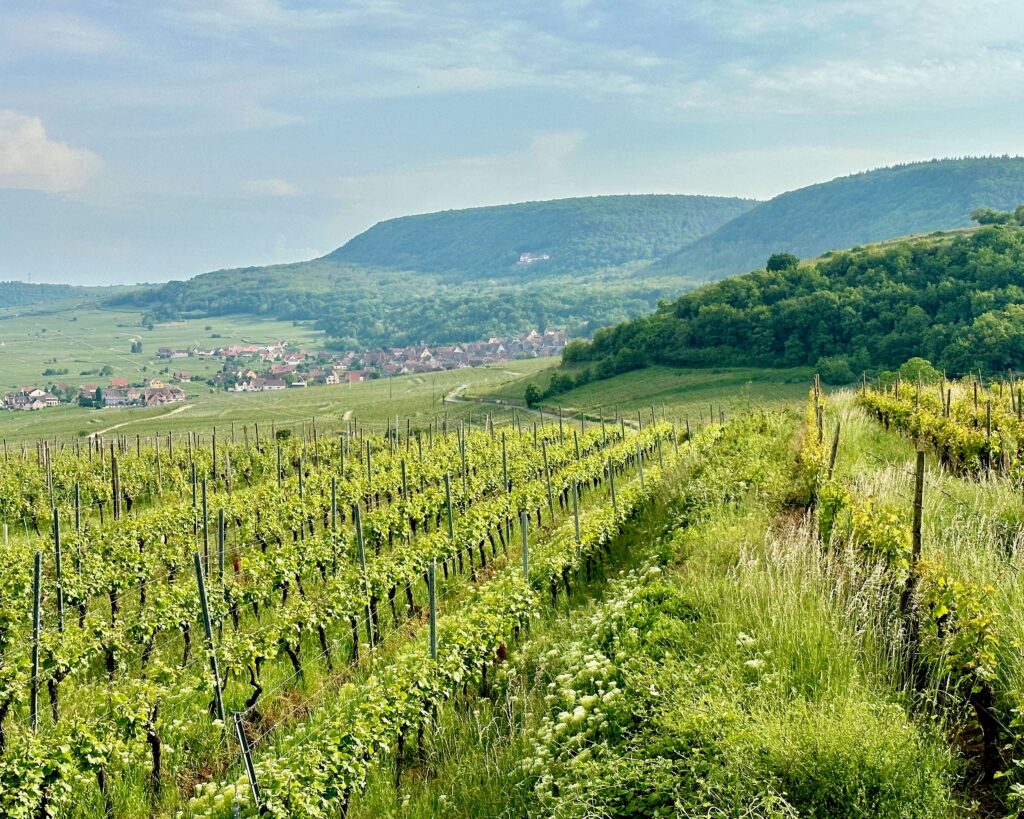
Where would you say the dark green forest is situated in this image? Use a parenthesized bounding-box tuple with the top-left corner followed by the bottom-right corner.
(559, 221, 1024, 390)
(327, 194, 755, 279)
(656, 156, 1024, 279)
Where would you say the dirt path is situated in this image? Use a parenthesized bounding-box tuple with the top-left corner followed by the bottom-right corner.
(91, 403, 193, 437)
(444, 384, 470, 403)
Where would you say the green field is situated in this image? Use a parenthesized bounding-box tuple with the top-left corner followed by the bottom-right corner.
(474, 363, 814, 420)
(0, 306, 326, 392)
(0, 358, 551, 443)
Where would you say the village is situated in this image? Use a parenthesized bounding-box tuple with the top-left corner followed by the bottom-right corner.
(0, 329, 567, 410)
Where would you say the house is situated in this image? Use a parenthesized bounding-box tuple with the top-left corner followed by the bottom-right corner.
(109, 377, 129, 389)
(2, 392, 30, 410)
(144, 386, 186, 406)
(157, 347, 173, 358)
(289, 379, 307, 388)
(517, 252, 550, 265)
(147, 378, 166, 389)
(104, 388, 131, 407)
(344, 370, 372, 383)
(262, 379, 287, 391)
(173, 371, 191, 383)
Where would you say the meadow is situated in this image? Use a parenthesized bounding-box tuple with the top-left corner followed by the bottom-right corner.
(0, 304, 552, 442)
(0, 305, 326, 391)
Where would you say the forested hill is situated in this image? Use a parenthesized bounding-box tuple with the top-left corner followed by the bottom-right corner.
(0, 281, 78, 309)
(655, 157, 1024, 279)
(325, 194, 756, 279)
(556, 219, 1024, 390)
(111, 194, 755, 348)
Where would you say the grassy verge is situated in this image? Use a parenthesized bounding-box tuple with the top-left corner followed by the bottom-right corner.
(348, 410, 961, 818)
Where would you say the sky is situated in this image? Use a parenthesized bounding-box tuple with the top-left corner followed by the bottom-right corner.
(2, 1, 1024, 285)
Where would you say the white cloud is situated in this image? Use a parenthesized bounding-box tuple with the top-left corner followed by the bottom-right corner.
(244, 177, 299, 196)
(0, 111, 102, 193)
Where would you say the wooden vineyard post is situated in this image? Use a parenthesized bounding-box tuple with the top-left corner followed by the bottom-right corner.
(53, 508, 64, 633)
(501, 432, 508, 491)
(636, 440, 645, 491)
(218, 509, 226, 580)
(353, 504, 373, 647)
(520, 510, 529, 579)
(31, 550, 41, 732)
(572, 482, 580, 545)
(827, 421, 841, 481)
(543, 440, 554, 520)
(331, 476, 338, 531)
(298, 457, 304, 499)
(444, 473, 459, 575)
(233, 713, 262, 810)
(428, 560, 437, 661)
(111, 450, 121, 520)
(202, 479, 210, 574)
(276, 444, 283, 488)
(193, 554, 225, 723)
(155, 437, 163, 495)
(901, 451, 926, 617)
(74, 483, 81, 532)
(608, 457, 617, 514)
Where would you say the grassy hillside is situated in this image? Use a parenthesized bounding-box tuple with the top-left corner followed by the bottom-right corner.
(657, 156, 1024, 279)
(557, 220, 1024, 391)
(475, 363, 811, 419)
(327, 194, 755, 280)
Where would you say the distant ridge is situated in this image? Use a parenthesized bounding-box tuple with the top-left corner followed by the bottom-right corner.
(655, 156, 1024, 279)
(325, 194, 756, 279)
(112, 157, 1024, 349)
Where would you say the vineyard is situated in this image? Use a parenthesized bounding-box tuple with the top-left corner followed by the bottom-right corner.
(6, 375, 1024, 817)
(0, 410, 688, 817)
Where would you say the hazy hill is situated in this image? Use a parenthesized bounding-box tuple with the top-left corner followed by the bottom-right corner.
(0, 281, 78, 309)
(113, 194, 754, 347)
(325, 194, 756, 279)
(551, 219, 1024, 394)
(656, 157, 1024, 279)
